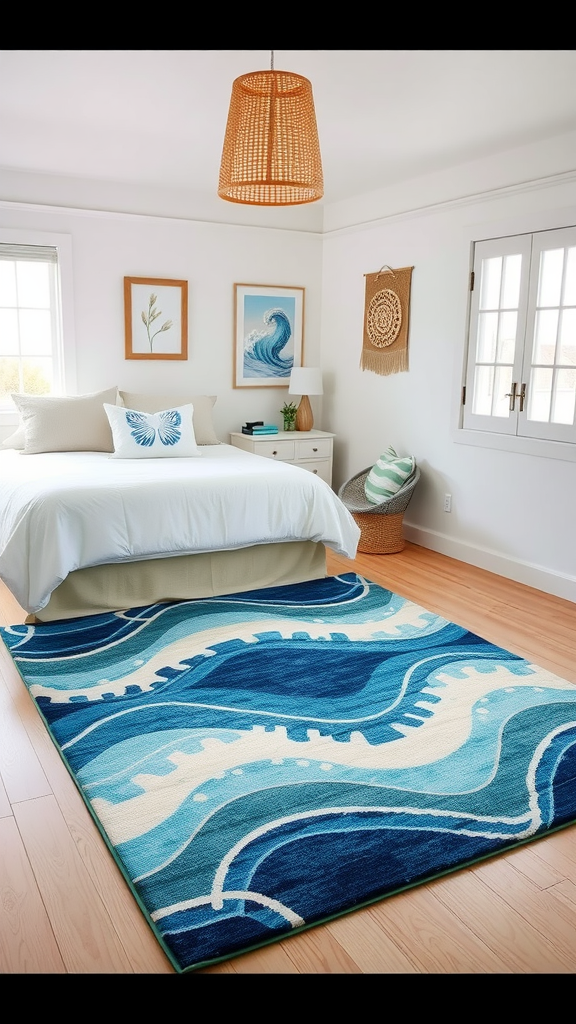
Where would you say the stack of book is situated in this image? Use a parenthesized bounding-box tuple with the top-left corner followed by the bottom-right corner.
(241, 421, 279, 436)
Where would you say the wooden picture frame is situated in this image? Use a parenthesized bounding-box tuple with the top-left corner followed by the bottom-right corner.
(233, 283, 304, 388)
(124, 277, 188, 360)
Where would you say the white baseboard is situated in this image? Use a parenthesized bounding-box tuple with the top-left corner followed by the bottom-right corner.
(403, 522, 576, 605)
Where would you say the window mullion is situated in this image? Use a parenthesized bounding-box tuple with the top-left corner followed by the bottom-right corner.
(13, 261, 24, 393)
(513, 235, 534, 428)
(49, 262, 64, 393)
(490, 276, 504, 418)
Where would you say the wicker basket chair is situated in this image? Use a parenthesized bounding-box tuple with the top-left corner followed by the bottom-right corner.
(338, 465, 420, 554)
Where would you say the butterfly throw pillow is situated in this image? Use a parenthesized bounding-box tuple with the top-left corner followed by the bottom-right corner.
(104, 403, 201, 458)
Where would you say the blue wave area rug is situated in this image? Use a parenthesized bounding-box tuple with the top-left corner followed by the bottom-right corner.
(2, 572, 576, 973)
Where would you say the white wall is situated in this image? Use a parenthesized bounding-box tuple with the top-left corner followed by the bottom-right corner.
(321, 167, 576, 602)
(2, 128, 576, 603)
(0, 203, 323, 442)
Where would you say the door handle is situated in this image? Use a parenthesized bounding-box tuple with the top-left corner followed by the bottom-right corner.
(505, 382, 517, 411)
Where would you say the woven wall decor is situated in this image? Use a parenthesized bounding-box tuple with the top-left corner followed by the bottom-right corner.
(361, 265, 414, 375)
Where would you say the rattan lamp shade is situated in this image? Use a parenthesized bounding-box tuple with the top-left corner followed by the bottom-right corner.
(218, 70, 324, 206)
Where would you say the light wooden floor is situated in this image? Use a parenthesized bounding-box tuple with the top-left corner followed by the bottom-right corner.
(1, 542, 576, 974)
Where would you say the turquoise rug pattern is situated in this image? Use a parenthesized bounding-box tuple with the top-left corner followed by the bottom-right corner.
(2, 572, 576, 973)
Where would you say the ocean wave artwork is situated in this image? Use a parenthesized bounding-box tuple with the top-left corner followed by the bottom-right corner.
(2, 572, 575, 973)
(243, 304, 294, 379)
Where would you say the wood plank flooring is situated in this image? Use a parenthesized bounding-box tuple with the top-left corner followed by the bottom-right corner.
(1, 542, 575, 974)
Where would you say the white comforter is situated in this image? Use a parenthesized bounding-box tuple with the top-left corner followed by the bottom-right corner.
(0, 444, 360, 613)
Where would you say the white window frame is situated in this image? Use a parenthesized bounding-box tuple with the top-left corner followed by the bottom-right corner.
(455, 213, 576, 464)
(0, 228, 76, 427)
(520, 226, 576, 444)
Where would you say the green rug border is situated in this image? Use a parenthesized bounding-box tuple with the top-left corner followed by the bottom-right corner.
(5, 597, 576, 974)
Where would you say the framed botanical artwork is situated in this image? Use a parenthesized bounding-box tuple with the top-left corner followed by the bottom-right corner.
(233, 283, 304, 387)
(124, 277, 188, 360)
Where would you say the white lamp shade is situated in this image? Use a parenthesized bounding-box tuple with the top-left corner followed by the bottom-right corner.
(288, 367, 323, 396)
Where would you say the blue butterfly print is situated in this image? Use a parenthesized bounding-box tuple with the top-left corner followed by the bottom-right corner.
(125, 410, 182, 447)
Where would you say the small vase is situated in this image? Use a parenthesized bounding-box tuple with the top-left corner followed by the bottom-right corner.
(283, 418, 296, 432)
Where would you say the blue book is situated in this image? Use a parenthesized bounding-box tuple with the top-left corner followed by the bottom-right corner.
(242, 425, 279, 435)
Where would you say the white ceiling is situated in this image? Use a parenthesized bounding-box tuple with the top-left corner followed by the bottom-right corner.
(2, 50, 576, 207)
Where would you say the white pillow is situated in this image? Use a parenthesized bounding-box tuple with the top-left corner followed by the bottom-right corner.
(1, 424, 25, 449)
(104, 403, 201, 459)
(119, 391, 219, 445)
(11, 387, 119, 454)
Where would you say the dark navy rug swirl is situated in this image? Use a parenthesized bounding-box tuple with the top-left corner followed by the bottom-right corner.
(2, 572, 575, 972)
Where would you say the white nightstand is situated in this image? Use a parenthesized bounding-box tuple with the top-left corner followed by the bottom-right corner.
(229, 429, 335, 487)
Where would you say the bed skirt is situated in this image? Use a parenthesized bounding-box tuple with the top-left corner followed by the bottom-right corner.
(27, 541, 327, 622)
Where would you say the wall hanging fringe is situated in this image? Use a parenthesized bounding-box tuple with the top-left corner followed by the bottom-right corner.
(361, 265, 414, 376)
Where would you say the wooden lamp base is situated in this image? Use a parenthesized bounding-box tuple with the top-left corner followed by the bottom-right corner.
(295, 394, 313, 431)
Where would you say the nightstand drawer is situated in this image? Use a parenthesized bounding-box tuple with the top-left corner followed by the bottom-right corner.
(295, 437, 332, 460)
(254, 439, 295, 460)
(229, 431, 334, 488)
(298, 459, 332, 484)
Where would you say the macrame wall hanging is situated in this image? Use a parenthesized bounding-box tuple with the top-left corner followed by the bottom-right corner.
(361, 265, 414, 376)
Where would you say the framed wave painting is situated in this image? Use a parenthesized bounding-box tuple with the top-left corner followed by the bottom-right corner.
(234, 284, 304, 387)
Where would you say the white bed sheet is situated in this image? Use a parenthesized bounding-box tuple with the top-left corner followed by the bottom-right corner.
(0, 444, 360, 613)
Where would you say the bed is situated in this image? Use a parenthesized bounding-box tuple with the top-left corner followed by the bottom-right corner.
(0, 436, 360, 623)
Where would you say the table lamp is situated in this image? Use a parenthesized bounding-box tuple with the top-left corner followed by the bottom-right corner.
(288, 367, 323, 431)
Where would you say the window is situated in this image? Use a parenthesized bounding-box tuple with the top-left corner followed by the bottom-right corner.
(0, 242, 64, 411)
(462, 225, 576, 451)
(0, 230, 75, 424)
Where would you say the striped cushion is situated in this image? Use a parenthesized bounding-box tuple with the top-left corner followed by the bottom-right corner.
(364, 446, 416, 504)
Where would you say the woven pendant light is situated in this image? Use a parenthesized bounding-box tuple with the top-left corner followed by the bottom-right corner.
(218, 52, 323, 206)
